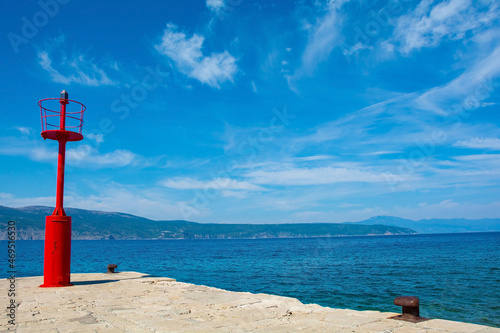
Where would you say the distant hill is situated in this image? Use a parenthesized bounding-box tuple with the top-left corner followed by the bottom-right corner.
(350, 215, 500, 234)
(0, 205, 416, 240)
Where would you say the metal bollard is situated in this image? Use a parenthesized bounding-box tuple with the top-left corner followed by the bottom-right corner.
(107, 264, 118, 273)
(390, 296, 429, 323)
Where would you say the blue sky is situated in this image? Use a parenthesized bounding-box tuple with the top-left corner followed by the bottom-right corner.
(1, 0, 499, 223)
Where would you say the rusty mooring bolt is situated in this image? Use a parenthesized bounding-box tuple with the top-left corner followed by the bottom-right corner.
(390, 296, 429, 323)
(107, 264, 118, 273)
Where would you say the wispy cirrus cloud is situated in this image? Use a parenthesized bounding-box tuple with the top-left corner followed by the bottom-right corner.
(454, 137, 500, 150)
(299, 2, 344, 74)
(293, 91, 419, 146)
(453, 153, 500, 162)
(414, 45, 500, 114)
(392, 0, 499, 54)
(289, 0, 347, 88)
(288, 155, 336, 162)
(244, 166, 406, 186)
(160, 177, 266, 191)
(67, 145, 138, 168)
(155, 23, 238, 88)
(0, 135, 57, 162)
(0, 135, 143, 169)
(361, 151, 402, 156)
(36, 35, 118, 86)
(38, 51, 117, 86)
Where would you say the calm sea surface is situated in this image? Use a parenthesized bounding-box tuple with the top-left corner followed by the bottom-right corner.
(3, 232, 499, 327)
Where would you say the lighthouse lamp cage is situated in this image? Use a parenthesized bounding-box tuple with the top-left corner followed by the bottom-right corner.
(39, 97, 86, 141)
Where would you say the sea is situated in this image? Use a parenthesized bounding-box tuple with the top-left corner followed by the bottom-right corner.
(3, 232, 499, 328)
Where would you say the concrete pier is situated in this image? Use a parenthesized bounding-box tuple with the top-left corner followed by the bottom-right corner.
(2, 272, 499, 332)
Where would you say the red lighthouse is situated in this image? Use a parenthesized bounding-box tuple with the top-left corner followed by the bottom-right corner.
(39, 90, 85, 287)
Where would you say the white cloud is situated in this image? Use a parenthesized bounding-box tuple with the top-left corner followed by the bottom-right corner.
(342, 42, 372, 59)
(278, 89, 499, 195)
(207, 0, 225, 14)
(453, 137, 500, 150)
(0, 194, 55, 208)
(294, 91, 418, 145)
(0, 186, 186, 221)
(338, 203, 363, 208)
(414, 46, 500, 114)
(300, 1, 345, 73)
(221, 190, 247, 199)
(251, 81, 257, 93)
(85, 133, 104, 144)
(0, 136, 143, 169)
(15, 127, 31, 135)
(290, 155, 335, 162)
(453, 153, 500, 161)
(37, 50, 117, 86)
(155, 23, 238, 88)
(393, 0, 498, 54)
(361, 151, 402, 156)
(67, 145, 138, 168)
(436, 199, 460, 208)
(290, 1, 346, 84)
(68, 185, 183, 220)
(244, 167, 404, 186)
(160, 177, 266, 191)
(0, 137, 57, 162)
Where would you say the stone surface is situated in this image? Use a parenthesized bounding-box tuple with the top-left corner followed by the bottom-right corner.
(1, 272, 499, 333)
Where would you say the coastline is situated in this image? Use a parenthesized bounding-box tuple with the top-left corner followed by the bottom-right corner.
(2, 271, 499, 332)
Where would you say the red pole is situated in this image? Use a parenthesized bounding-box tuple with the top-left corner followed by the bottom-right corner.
(53, 139, 67, 216)
(60, 94, 67, 131)
(52, 93, 68, 216)
(41, 90, 73, 287)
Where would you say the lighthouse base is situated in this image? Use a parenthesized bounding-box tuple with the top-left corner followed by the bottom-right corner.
(40, 215, 73, 288)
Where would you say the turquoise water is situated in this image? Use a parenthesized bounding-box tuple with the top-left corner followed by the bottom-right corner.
(3, 232, 499, 327)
